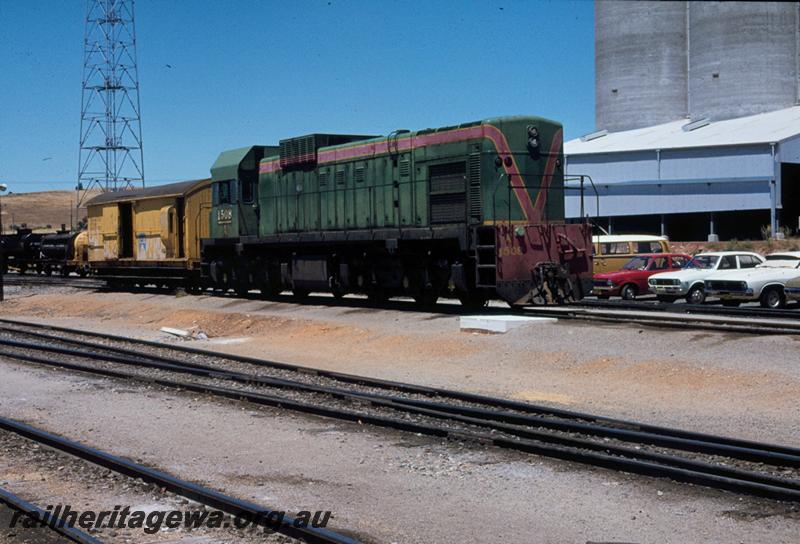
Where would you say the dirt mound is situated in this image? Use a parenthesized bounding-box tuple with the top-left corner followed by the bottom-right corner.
(1, 190, 99, 232)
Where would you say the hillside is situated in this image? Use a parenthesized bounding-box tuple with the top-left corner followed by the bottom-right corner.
(0, 190, 100, 233)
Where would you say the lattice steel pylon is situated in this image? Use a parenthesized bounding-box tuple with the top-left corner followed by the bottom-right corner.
(77, 0, 144, 204)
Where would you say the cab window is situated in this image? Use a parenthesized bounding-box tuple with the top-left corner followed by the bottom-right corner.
(217, 181, 231, 205)
(603, 242, 630, 255)
(241, 180, 253, 203)
(718, 255, 737, 270)
(638, 242, 663, 253)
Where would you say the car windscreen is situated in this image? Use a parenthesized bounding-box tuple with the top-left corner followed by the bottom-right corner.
(685, 255, 718, 270)
(622, 257, 649, 270)
(759, 255, 800, 268)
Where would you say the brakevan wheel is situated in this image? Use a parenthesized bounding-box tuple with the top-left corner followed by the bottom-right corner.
(760, 286, 785, 309)
(685, 285, 705, 305)
(620, 284, 637, 300)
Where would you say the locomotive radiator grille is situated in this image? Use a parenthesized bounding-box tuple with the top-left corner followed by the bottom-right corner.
(429, 161, 467, 224)
(467, 152, 482, 222)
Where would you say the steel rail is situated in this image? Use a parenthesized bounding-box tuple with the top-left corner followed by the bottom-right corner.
(0, 487, 103, 544)
(1, 334, 799, 469)
(0, 417, 360, 544)
(523, 306, 800, 335)
(1, 317, 799, 458)
(1, 349, 799, 502)
(576, 299, 800, 321)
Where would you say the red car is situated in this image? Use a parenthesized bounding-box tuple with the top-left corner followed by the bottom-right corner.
(593, 253, 691, 300)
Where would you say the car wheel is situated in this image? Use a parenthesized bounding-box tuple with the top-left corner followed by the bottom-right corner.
(620, 284, 636, 300)
(685, 285, 705, 305)
(760, 287, 785, 309)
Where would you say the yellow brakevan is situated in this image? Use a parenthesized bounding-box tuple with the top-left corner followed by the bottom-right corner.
(86, 179, 211, 285)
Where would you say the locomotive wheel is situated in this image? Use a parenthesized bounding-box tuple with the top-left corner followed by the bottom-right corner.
(292, 287, 310, 300)
(414, 290, 439, 307)
(367, 289, 389, 303)
(458, 292, 489, 310)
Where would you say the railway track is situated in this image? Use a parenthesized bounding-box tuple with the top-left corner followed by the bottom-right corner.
(0, 486, 102, 544)
(2, 274, 105, 290)
(525, 300, 800, 335)
(0, 417, 358, 544)
(577, 298, 800, 320)
(0, 318, 798, 502)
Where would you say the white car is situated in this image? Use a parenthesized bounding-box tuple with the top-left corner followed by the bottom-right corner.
(704, 252, 800, 308)
(648, 251, 764, 304)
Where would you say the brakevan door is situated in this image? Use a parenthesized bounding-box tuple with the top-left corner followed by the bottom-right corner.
(118, 202, 134, 258)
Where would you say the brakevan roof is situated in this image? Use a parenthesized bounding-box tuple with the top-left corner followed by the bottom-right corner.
(85, 179, 210, 206)
(565, 106, 800, 155)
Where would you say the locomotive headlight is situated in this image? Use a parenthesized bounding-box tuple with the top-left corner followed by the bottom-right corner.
(514, 226, 525, 237)
(527, 126, 539, 151)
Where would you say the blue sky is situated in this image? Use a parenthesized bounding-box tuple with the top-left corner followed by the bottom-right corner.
(0, 0, 595, 193)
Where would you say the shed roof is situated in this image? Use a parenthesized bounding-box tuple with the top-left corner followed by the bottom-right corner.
(85, 179, 210, 206)
(565, 106, 800, 155)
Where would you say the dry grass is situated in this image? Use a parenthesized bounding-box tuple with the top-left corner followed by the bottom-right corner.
(0, 190, 100, 232)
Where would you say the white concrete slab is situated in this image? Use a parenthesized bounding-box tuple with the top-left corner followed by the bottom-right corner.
(459, 314, 557, 333)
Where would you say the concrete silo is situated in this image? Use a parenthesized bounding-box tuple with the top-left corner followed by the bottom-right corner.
(595, 0, 689, 132)
(688, 2, 800, 121)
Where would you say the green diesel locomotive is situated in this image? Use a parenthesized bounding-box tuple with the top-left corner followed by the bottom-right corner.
(202, 116, 592, 306)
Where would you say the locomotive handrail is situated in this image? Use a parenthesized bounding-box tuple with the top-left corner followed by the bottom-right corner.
(564, 174, 600, 221)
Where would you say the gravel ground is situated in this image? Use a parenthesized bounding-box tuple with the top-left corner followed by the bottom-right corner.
(0, 430, 299, 544)
(0, 324, 795, 483)
(0, 288, 799, 541)
(0, 360, 799, 543)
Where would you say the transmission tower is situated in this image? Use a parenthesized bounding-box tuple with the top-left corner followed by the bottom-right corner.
(78, 0, 144, 204)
